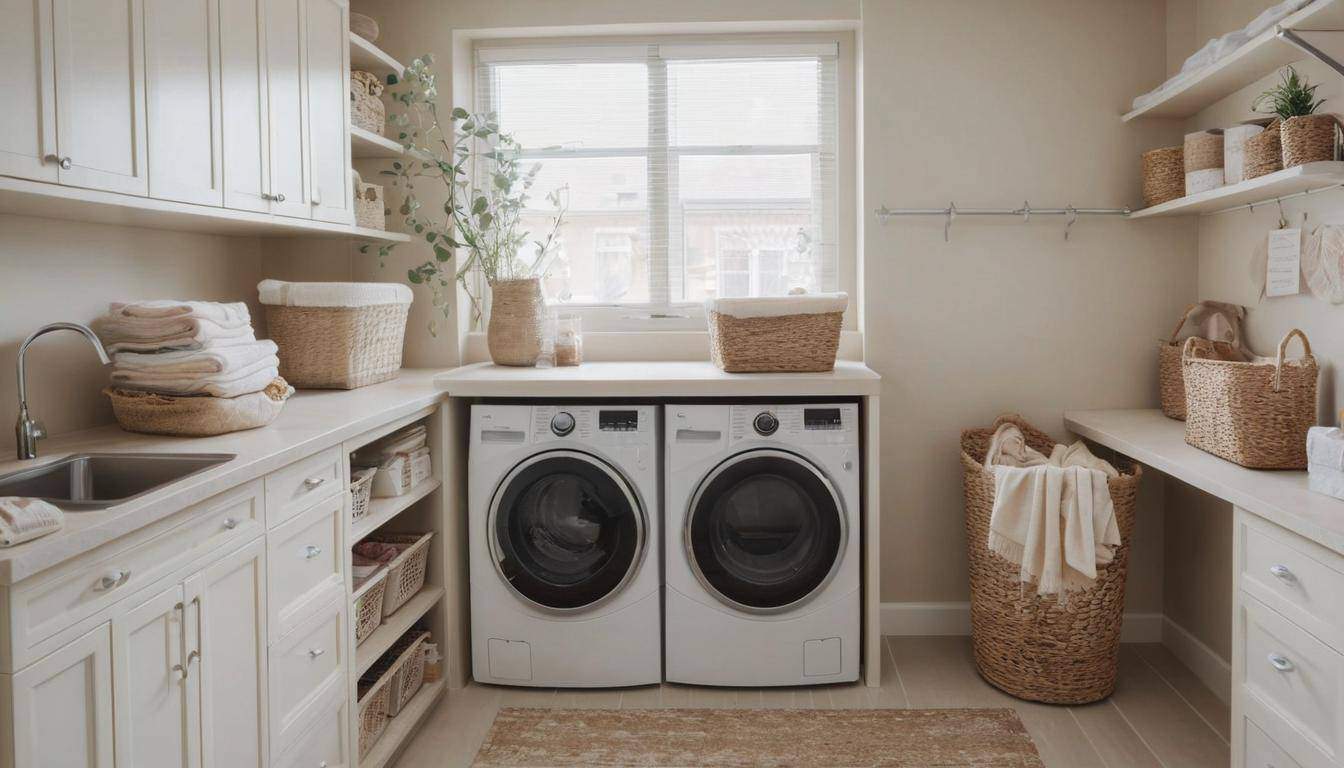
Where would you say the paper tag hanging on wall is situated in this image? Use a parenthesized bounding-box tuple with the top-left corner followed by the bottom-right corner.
(1267, 228, 1302, 297)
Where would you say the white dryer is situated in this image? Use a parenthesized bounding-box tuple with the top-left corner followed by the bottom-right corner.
(469, 404, 660, 687)
(664, 403, 860, 686)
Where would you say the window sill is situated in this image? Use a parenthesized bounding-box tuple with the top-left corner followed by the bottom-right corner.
(462, 329, 864, 364)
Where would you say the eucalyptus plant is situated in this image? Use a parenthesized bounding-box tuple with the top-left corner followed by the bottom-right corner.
(1253, 66, 1325, 120)
(362, 54, 567, 333)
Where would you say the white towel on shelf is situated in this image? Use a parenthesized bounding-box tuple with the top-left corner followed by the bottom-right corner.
(0, 497, 64, 547)
(111, 339, 278, 375)
(110, 359, 279, 398)
(107, 300, 251, 327)
(257, 279, 413, 308)
(96, 314, 257, 353)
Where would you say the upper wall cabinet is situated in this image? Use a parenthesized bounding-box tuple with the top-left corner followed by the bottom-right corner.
(305, 0, 352, 225)
(219, 0, 272, 213)
(263, 0, 314, 219)
(144, 0, 224, 206)
(0, 0, 57, 183)
(51, 0, 150, 196)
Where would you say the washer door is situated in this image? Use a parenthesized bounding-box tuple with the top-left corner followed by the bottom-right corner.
(686, 449, 846, 613)
(489, 450, 645, 611)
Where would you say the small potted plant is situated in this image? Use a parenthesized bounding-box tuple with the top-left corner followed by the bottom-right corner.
(368, 55, 566, 367)
(1254, 66, 1338, 169)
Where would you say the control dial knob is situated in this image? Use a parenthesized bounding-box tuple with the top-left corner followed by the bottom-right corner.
(753, 411, 779, 436)
(550, 411, 576, 437)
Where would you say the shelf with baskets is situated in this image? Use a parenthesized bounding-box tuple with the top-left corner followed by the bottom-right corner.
(1123, 0, 1344, 121)
(350, 33, 404, 80)
(352, 125, 404, 159)
(1128, 161, 1344, 218)
(352, 478, 442, 544)
(357, 585, 445, 676)
(360, 678, 446, 768)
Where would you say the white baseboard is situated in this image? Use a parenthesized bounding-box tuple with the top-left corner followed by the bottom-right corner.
(1162, 616, 1232, 705)
(880, 602, 1163, 642)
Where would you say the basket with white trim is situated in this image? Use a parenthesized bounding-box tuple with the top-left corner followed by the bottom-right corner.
(705, 293, 847, 372)
(356, 665, 392, 759)
(349, 467, 377, 522)
(368, 532, 433, 617)
(352, 566, 388, 646)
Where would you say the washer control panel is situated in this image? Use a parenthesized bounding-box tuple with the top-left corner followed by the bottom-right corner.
(730, 404, 857, 445)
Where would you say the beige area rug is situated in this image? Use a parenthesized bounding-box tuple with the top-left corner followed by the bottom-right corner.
(472, 707, 1044, 767)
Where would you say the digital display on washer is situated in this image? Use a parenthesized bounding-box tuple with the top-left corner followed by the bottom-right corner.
(598, 410, 639, 432)
(803, 408, 843, 430)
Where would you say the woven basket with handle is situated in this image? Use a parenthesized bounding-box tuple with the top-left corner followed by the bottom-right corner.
(961, 415, 1141, 704)
(1183, 328, 1318, 469)
(1158, 304, 1245, 421)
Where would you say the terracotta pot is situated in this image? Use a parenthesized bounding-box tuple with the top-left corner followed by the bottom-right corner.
(1281, 114, 1338, 168)
(487, 278, 543, 366)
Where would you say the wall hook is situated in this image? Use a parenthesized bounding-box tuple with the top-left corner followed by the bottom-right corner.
(1277, 197, 1289, 229)
(1021, 200, 1032, 223)
(1064, 205, 1078, 241)
(944, 202, 957, 242)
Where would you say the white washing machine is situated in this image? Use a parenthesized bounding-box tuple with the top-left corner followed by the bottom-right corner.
(468, 404, 660, 687)
(664, 403, 860, 686)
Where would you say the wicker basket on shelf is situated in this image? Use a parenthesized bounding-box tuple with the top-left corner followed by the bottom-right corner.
(356, 668, 392, 759)
(1281, 114, 1339, 168)
(354, 178, 386, 231)
(705, 293, 847, 373)
(1141, 146, 1184, 207)
(1244, 120, 1283, 179)
(368, 533, 433, 617)
(1182, 328, 1318, 469)
(362, 630, 431, 717)
(351, 70, 385, 134)
(349, 467, 377, 522)
(1157, 305, 1247, 421)
(352, 566, 388, 646)
(961, 415, 1141, 704)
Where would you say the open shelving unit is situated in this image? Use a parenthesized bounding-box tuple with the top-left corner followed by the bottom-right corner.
(1124, 0, 1344, 121)
(351, 33, 405, 81)
(352, 479, 442, 545)
(357, 585, 446, 676)
(360, 679, 446, 768)
(352, 125, 404, 159)
(1128, 161, 1344, 218)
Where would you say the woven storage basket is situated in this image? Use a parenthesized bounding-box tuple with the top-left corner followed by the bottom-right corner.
(264, 303, 408, 389)
(356, 668, 392, 760)
(352, 566, 388, 646)
(962, 415, 1141, 704)
(1244, 119, 1283, 179)
(706, 294, 847, 373)
(105, 378, 292, 436)
(1183, 328, 1318, 469)
(370, 532, 433, 617)
(1141, 146, 1184, 207)
(351, 70, 385, 134)
(1281, 114, 1339, 168)
(1183, 130, 1224, 172)
(1157, 305, 1247, 421)
(354, 180, 385, 231)
(362, 630, 431, 718)
(350, 467, 376, 522)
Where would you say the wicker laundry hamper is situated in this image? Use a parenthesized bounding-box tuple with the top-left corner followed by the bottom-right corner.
(961, 415, 1141, 704)
(1182, 328, 1318, 469)
(258, 280, 412, 389)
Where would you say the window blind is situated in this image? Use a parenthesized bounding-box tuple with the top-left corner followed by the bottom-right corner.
(476, 41, 839, 319)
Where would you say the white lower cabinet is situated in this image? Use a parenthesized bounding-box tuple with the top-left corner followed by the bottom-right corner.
(112, 580, 197, 768)
(3, 622, 115, 768)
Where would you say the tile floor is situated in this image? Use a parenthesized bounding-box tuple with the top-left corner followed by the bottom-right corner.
(394, 637, 1229, 768)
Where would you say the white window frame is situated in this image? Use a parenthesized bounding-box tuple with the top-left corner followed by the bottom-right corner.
(471, 34, 856, 334)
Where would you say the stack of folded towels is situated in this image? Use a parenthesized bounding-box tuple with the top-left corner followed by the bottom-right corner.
(95, 300, 280, 398)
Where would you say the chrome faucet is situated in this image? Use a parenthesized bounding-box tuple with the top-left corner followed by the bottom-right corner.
(16, 322, 111, 460)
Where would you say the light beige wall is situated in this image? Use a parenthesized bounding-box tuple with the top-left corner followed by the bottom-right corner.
(0, 215, 265, 455)
(862, 0, 1195, 608)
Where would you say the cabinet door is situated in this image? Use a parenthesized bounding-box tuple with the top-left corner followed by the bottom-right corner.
(7, 623, 115, 768)
(220, 0, 272, 213)
(112, 581, 197, 768)
(263, 0, 311, 218)
(303, 0, 352, 224)
(0, 0, 58, 182)
(144, 0, 223, 205)
(50, 0, 149, 195)
(190, 538, 269, 768)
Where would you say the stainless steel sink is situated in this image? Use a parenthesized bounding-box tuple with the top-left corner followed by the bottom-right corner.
(0, 453, 235, 510)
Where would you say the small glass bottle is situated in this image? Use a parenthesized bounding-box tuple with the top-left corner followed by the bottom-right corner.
(555, 313, 582, 366)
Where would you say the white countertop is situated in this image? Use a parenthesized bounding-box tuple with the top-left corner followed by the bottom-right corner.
(0, 371, 446, 584)
(1065, 408, 1344, 556)
(434, 360, 882, 398)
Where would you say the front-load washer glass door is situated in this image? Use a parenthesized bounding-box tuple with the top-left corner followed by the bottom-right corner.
(686, 449, 845, 612)
(489, 450, 645, 611)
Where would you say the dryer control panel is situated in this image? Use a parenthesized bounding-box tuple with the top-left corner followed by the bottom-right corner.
(529, 405, 654, 445)
(729, 403, 858, 446)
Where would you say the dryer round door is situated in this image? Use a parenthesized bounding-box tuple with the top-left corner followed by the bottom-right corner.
(488, 450, 646, 611)
(686, 448, 846, 613)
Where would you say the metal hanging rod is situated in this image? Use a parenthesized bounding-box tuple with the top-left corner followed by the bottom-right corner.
(1209, 183, 1344, 216)
(873, 201, 1132, 241)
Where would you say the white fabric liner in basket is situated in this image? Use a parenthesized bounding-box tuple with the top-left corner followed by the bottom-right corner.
(705, 292, 848, 318)
(258, 279, 412, 308)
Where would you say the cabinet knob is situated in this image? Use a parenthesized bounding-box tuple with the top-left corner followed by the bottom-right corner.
(96, 569, 130, 590)
(222, 517, 239, 530)
(172, 662, 189, 680)
(275, 193, 286, 203)
(304, 545, 323, 559)
(187, 650, 201, 666)
(1267, 653, 1295, 672)
(307, 647, 326, 659)
(60, 157, 72, 170)
(303, 476, 327, 490)
(1269, 564, 1296, 583)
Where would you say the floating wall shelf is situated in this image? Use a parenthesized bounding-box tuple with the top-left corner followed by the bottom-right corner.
(351, 125, 403, 159)
(1127, 161, 1344, 218)
(1123, 0, 1344, 121)
(0, 176, 410, 243)
(350, 33, 404, 80)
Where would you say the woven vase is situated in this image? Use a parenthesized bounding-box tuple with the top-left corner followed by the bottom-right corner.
(487, 278, 544, 367)
(1281, 114, 1339, 168)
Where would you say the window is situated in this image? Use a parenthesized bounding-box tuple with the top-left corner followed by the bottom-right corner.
(476, 40, 841, 329)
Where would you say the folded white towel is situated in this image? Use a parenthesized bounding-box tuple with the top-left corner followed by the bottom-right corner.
(354, 425, 428, 467)
(112, 340, 278, 376)
(258, 279, 413, 308)
(0, 497, 64, 547)
(111, 361, 279, 398)
(705, 292, 848, 319)
(108, 300, 251, 327)
(1244, 0, 1311, 38)
(96, 315, 257, 353)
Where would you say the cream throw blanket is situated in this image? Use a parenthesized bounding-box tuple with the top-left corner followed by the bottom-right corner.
(984, 423, 1121, 600)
